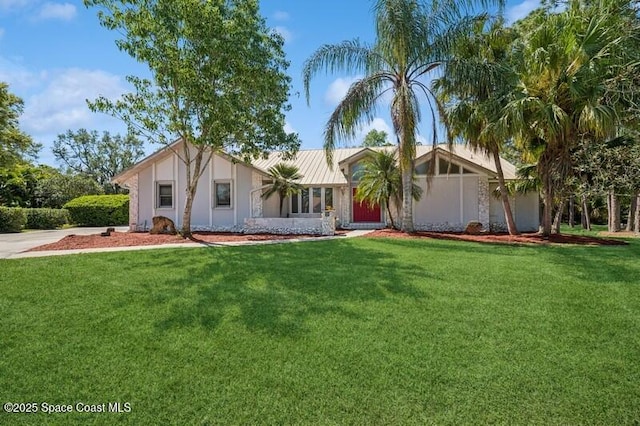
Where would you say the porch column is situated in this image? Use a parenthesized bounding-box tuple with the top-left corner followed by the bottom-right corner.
(478, 177, 490, 231)
(128, 174, 139, 231)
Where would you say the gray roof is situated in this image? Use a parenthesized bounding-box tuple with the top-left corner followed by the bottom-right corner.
(252, 144, 517, 186)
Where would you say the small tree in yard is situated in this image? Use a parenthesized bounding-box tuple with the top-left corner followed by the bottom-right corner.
(354, 149, 422, 229)
(85, 0, 299, 237)
(262, 163, 304, 217)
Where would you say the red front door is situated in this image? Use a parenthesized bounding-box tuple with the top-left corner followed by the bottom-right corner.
(352, 188, 381, 222)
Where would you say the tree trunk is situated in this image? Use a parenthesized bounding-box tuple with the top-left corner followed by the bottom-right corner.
(608, 189, 620, 232)
(279, 194, 284, 218)
(581, 194, 591, 230)
(540, 172, 553, 238)
(552, 198, 566, 234)
(180, 144, 209, 238)
(568, 196, 575, 228)
(400, 166, 414, 233)
(626, 195, 636, 232)
(492, 150, 519, 235)
(634, 192, 640, 234)
(386, 201, 396, 229)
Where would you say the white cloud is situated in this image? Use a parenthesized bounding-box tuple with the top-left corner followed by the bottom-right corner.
(274, 26, 293, 44)
(324, 76, 361, 106)
(0, 56, 40, 90)
(21, 68, 127, 135)
(0, 0, 30, 11)
(359, 117, 393, 140)
(36, 2, 76, 21)
(273, 10, 289, 21)
(284, 121, 296, 134)
(506, 0, 540, 24)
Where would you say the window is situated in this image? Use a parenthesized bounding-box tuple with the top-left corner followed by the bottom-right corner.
(415, 161, 430, 175)
(214, 181, 232, 208)
(325, 188, 333, 210)
(291, 192, 299, 213)
(301, 188, 309, 213)
(438, 158, 460, 175)
(290, 187, 335, 214)
(313, 188, 322, 213)
(157, 182, 173, 208)
(351, 162, 364, 181)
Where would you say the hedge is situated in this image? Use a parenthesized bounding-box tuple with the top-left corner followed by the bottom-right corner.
(0, 207, 27, 233)
(64, 195, 129, 226)
(25, 208, 70, 229)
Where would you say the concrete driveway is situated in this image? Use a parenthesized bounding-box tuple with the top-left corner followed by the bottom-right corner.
(0, 227, 128, 259)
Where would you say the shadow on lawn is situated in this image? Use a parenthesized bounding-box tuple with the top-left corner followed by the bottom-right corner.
(125, 240, 432, 337)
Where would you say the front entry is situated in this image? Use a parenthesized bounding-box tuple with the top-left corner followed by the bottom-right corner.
(352, 188, 382, 222)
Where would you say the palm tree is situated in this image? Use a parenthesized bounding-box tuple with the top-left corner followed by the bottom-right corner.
(303, 0, 503, 233)
(262, 163, 304, 217)
(501, 1, 634, 237)
(435, 20, 520, 234)
(354, 148, 422, 229)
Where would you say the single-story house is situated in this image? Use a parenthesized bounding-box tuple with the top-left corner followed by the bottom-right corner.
(112, 140, 539, 234)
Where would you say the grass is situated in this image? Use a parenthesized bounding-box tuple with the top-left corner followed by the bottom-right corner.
(1, 237, 639, 424)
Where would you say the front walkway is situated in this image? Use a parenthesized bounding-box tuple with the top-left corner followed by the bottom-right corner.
(3, 229, 375, 259)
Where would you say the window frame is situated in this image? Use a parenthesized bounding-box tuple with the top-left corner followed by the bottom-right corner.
(213, 179, 233, 209)
(156, 181, 174, 209)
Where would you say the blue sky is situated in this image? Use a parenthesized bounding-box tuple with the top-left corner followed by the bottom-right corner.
(0, 0, 541, 166)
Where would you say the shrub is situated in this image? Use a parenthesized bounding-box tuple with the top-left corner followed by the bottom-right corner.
(64, 195, 129, 226)
(0, 207, 27, 233)
(25, 208, 70, 229)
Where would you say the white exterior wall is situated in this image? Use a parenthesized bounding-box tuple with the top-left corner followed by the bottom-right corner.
(489, 183, 539, 232)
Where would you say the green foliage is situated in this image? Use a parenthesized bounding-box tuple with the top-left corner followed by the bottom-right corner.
(52, 129, 144, 193)
(84, 0, 300, 235)
(0, 206, 26, 232)
(35, 172, 104, 209)
(24, 208, 70, 229)
(63, 194, 129, 226)
(362, 130, 392, 147)
(354, 149, 422, 229)
(0, 82, 41, 168)
(1, 238, 640, 423)
(262, 163, 304, 216)
(303, 0, 502, 232)
(0, 164, 52, 207)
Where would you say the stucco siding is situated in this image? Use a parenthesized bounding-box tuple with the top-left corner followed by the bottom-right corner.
(515, 192, 540, 232)
(236, 164, 253, 223)
(138, 168, 153, 229)
(415, 177, 460, 224)
(263, 193, 282, 218)
(462, 176, 479, 224)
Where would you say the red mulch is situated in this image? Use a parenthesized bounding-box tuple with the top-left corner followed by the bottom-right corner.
(364, 229, 628, 246)
(28, 231, 342, 252)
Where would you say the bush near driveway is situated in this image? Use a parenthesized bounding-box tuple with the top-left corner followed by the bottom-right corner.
(0, 206, 27, 232)
(25, 208, 70, 229)
(64, 194, 129, 226)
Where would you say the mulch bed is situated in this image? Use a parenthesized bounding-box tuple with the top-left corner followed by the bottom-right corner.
(364, 229, 629, 246)
(28, 231, 342, 252)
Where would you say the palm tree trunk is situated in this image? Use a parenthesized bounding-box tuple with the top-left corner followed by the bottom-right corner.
(552, 198, 566, 234)
(634, 192, 640, 234)
(608, 189, 620, 232)
(400, 167, 414, 233)
(279, 195, 284, 218)
(568, 196, 575, 228)
(541, 173, 553, 238)
(386, 201, 396, 229)
(626, 195, 636, 232)
(581, 194, 591, 231)
(492, 150, 518, 235)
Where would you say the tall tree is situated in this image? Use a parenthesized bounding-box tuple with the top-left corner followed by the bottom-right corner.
(52, 129, 144, 193)
(362, 129, 392, 147)
(303, 0, 503, 233)
(85, 0, 299, 236)
(262, 163, 304, 217)
(0, 82, 40, 168)
(354, 149, 422, 229)
(435, 19, 520, 235)
(502, 0, 639, 237)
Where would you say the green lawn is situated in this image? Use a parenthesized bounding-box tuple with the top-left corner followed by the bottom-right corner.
(1, 236, 639, 424)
